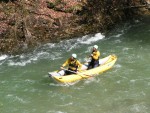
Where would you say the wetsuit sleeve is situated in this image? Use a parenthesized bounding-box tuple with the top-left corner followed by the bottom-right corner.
(62, 59, 69, 67)
(76, 60, 82, 70)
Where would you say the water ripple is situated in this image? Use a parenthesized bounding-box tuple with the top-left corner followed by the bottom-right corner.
(6, 94, 29, 104)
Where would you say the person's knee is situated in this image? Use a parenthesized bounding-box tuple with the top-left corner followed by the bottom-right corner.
(94, 64, 99, 68)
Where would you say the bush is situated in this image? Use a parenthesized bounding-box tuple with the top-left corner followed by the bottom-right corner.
(47, 1, 55, 9)
(55, 0, 62, 5)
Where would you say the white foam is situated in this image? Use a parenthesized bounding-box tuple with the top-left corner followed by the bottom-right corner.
(46, 110, 67, 113)
(130, 104, 147, 113)
(116, 80, 121, 84)
(59, 102, 73, 106)
(114, 39, 122, 43)
(6, 94, 28, 104)
(115, 34, 122, 38)
(6, 51, 51, 66)
(0, 55, 8, 61)
(8, 60, 31, 66)
(25, 79, 36, 84)
(80, 33, 105, 44)
(6, 50, 62, 66)
(49, 83, 70, 87)
(43, 43, 52, 47)
(36, 51, 50, 59)
(84, 77, 100, 84)
(1, 33, 104, 67)
(115, 64, 122, 68)
(40, 33, 104, 53)
(130, 79, 136, 83)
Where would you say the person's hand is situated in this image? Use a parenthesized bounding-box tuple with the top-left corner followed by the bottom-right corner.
(76, 71, 79, 74)
(90, 54, 93, 57)
(60, 66, 64, 70)
(77, 69, 81, 73)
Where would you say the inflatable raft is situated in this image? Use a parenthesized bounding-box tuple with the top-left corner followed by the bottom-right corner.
(48, 54, 117, 84)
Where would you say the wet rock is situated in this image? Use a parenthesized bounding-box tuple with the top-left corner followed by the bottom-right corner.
(0, 0, 150, 54)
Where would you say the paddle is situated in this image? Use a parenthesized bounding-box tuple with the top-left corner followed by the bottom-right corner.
(61, 68, 92, 78)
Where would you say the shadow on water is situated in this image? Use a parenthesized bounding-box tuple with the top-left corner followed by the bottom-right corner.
(106, 16, 150, 45)
(124, 19, 150, 45)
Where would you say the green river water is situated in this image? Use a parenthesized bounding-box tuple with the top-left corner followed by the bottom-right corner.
(0, 17, 150, 113)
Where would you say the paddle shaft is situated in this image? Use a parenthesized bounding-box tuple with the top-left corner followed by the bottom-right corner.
(62, 68, 92, 78)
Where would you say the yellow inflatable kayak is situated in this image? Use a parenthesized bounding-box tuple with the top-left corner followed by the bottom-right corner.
(49, 54, 117, 84)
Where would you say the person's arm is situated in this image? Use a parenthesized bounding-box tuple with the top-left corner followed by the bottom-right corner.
(76, 60, 83, 71)
(61, 59, 69, 68)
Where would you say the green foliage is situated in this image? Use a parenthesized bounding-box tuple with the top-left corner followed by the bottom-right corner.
(72, 4, 82, 11)
(55, 0, 62, 5)
(47, 1, 55, 9)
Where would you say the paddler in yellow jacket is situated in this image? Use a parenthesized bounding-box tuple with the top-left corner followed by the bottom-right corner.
(60, 54, 82, 75)
(88, 45, 100, 69)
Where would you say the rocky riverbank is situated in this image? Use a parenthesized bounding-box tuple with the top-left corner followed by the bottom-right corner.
(0, 0, 150, 54)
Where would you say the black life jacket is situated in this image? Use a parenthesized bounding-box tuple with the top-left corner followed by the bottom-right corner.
(68, 59, 78, 71)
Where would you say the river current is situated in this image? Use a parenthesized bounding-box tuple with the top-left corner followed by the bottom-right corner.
(0, 17, 150, 113)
